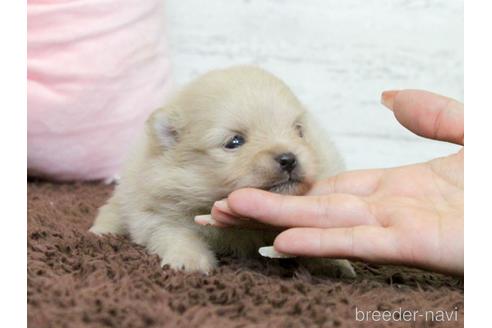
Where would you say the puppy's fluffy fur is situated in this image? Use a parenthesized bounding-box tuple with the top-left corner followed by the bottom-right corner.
(90, 66, 355, 277)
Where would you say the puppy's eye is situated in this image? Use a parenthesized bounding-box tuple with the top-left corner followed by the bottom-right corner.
(295, 124, 304, 138)
(224, 135, 246, 150)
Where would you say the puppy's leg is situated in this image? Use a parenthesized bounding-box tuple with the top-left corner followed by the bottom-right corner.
(297, 258, 356, 278)
(148, 224, 217, 273)
(89, 200, 126, 236)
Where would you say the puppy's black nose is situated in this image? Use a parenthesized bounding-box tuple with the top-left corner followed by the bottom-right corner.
(275, 152, 297, 173)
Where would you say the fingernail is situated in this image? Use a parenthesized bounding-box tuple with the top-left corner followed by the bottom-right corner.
(194, 214, 218, 226)
(381, 90, 399, 111)
(214, 200, 230, 213)
(258, 246, 296, 259)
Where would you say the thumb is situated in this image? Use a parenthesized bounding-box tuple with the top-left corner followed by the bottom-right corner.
(381, 89, 464, 145)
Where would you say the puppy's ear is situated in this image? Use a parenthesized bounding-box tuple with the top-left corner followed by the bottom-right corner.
(148, 109, 181, 149)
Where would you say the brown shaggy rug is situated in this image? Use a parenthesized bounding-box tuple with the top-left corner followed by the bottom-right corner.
(27, 180, 464, 327)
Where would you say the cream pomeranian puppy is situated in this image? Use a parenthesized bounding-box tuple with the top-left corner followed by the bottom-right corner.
(90, 66, 355, 277)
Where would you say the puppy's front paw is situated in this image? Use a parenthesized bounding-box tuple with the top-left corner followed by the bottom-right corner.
(299, 258, 356, 278)
(160, 249, 217, 274)
(333, 259, 357, 278)
(89, 203, 125, 236)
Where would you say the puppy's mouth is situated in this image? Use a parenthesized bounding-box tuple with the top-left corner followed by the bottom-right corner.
(265, 177, 310, 195)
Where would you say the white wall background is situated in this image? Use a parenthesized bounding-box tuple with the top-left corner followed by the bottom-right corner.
(164, 0, 463, 170)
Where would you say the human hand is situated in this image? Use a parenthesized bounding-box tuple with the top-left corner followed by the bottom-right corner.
(196, 90, 464, 276)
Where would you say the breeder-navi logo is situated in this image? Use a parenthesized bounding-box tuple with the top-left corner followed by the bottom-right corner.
(355, 307, 459, 323)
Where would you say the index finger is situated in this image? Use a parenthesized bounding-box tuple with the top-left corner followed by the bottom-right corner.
(225, 188, 376, 228)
